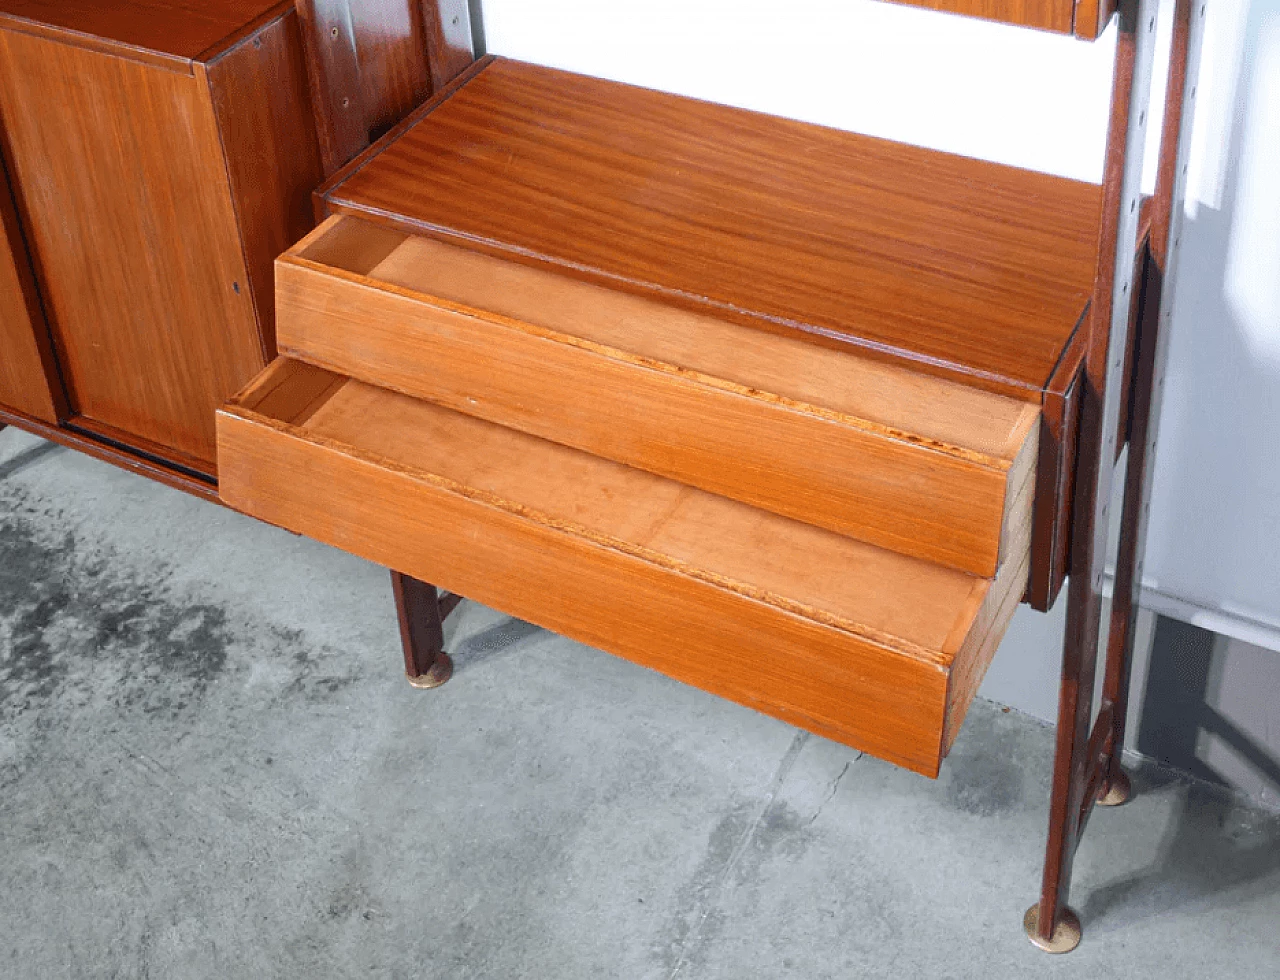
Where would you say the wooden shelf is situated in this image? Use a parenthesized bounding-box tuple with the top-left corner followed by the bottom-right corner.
(312, 56, 1102, 608)
(323, 58, 1101, 401)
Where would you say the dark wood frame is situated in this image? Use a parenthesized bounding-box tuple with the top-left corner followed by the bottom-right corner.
(1029, 0, 1202, 952)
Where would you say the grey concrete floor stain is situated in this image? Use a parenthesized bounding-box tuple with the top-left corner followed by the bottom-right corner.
(2, 429, 1279, 979)
(0, 483, 356, 730)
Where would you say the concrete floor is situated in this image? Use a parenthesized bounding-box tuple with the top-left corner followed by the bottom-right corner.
(2, 424, 1278, 980)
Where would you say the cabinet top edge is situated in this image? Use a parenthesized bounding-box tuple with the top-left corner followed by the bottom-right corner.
(0, 1, 289, 67)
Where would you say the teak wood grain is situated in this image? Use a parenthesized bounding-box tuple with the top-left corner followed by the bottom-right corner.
(279, 215, 1040, 577)
(296, 0, 429, 173)
(295, 2, 474, 174)
(204, 8, 324, 355)
(889, 1, 1071, 34)
(0, 155, 60, 423)
(0, 26, 266, 470)
(218, 358, 1032, 776)
(0, 0, 288, 66)
(323, 58, 1102, 401)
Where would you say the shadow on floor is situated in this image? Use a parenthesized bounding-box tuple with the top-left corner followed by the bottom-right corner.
(449, 611, 544, 674)
(1082, 614, 1280, 930)
(0, 440, 62, 482)
(1081, 768, 1280, 930)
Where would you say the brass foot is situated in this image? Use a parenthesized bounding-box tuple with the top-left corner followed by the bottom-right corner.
(1023, 904, 1082, 954)
(405, 652, 454, 690)
(1097, 768, 1133, 807)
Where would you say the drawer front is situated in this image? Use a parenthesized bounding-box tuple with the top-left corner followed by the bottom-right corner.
(276, 217, 1040, 578)
(218, 359, 1031, 777)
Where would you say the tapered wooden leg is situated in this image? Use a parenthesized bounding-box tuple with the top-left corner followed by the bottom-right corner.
(391, 571, 454, 689)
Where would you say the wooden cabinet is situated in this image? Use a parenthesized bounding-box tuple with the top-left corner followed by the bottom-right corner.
(0, 1, 466, 488)
(216, 57, 1107, 772)
(309, 57, 1103, 610)
(0, 2, 322, 478)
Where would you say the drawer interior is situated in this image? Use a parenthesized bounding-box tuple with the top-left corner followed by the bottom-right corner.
(276, 216, 1041, 578)
(219, 358, 1031, 775)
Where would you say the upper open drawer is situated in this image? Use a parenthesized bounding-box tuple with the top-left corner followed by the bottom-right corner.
(276, 216, 1040, 579)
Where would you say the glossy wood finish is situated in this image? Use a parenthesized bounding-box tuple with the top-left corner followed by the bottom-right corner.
(0, 26, 263, 471)
(1035, 0, 1198, 948)
(205, 9, 325, 354)
(280, 216, 1040, 577)
(1027, 345, 1084, 610)
(0, 1, 288, 64)
(0, 155, 60, 424)
(219, 358, 1032, 776)
(391, 571, 454, 687)
(893, 1, 1071, 34)
(1150, 0, 1192, 266)
(324, 59, 1101, 402)
(293, 1, 473, 174)
(0, 5, 339, 476)
(887, 0, 1115, 37)
(297, 1, 428, 174)
(422, 0, 474, 90)
(1073, 0, 1120, 40)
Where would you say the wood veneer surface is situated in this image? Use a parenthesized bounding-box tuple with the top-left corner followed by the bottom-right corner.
(327, 58, 1102, 399)
(205, 8, 323, 355)
(0, 160, 59, 423)
(278, 215, 1039, 577)
(0, 1, 284, 61)
(218, 358, 1031, 774)
(890, 0, 1072, 34)
(0, 27, 265, 468)
(306, 380, 989, 652)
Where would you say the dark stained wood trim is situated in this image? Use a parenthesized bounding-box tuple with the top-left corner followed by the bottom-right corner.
(312, 53, 494, 216)
(0, 404, 220, 502)
(0, 143, 68, 423)
(421, 0, 474, 90)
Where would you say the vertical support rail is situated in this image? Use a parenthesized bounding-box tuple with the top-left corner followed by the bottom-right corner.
(391, 571, 456, 689)
(1027, 0, 1205, 953)
(1100, 0, 1202, 807)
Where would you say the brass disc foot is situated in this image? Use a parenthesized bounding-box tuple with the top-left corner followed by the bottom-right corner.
(406, 652, 454, 690)
(1023, 904, 1082, 954)
(1097, 768, 1133, 807)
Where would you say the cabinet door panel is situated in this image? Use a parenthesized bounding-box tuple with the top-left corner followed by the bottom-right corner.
(0, 29, 265, 469)
(0, 159, 60, 423)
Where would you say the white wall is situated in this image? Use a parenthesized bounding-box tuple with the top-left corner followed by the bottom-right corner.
(481, 0, 1116, 182)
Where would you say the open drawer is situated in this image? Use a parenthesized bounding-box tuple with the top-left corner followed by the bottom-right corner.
(274, 215, 1041, 579)
(218, 358, 1031, 777)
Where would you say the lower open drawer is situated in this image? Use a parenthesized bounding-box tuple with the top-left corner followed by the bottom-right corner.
(217, 358, 1030, 777)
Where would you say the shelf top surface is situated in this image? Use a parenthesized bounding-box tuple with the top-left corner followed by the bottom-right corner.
(0, 1, 282, 60)
(328, 58, 1103, 397)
